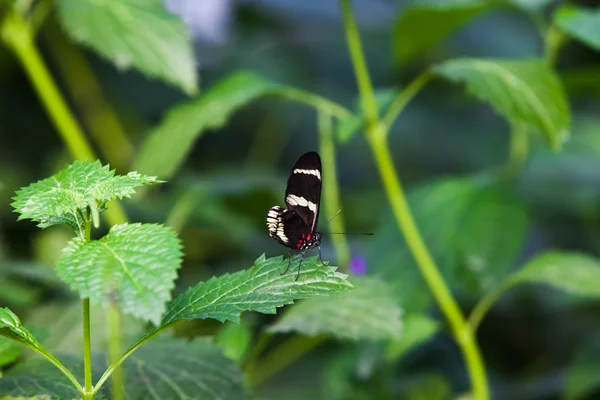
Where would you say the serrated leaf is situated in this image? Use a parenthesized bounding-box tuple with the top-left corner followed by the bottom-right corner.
(56, 0, 197, 94)
(385, 314, 439, 361)
(554, 5, 600, 51)
(56, 223, 183, 324)
(0, 308, 45, 355)
(123, 338, 247, 400)
(268, 276, 402, 340)
(510, 251, 600, 297)
(0, 354, 108, 400)
(0, 336, 21, 367)
(132, 71, 350, 179)
(433, 58, 570, 150)
(135, 255, 352, 343)
(12, 160, 158, 231)
(338, 89, 398, 142)
(393, 0, 495, 64)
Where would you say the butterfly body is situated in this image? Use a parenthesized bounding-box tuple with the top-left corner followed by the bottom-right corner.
(266, 152, 323, 276)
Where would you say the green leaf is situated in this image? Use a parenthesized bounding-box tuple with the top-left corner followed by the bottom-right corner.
(564, 339, 600, 400)
(56, 0, 197, 94)
(56, 223, 183, 324)
(132, 71, 350, 179)
(0, 354, 108, 399)
(554, 5, 600, 51)
(510, 251, 600, 297)
(0, 308, 46, 356)
(385, 314, 439, 361)
(123, 338, 247, 399)
(0, 336, 21, 367)
(393, 0, 495, 64)
(338, 89, 398, 142)
(509, 0, 554, 10)
(268, 276, 402, 340)
(433, 58, 570, 150)
(12, 160, 159, 231)
(215, 321, 252, 363)
(136, 255, 352, 343)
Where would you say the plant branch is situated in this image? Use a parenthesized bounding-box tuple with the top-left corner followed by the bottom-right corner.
(318, 111, 351, 268)
(468, 281, 513, 332)
(339, 0, 378, 127)
(275, 87, 353, 119)
(382, 71, 433, 132)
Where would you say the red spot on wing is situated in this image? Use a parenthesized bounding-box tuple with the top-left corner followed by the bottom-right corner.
(301, 233, 305, 239)
(297, 242, 302, 249)
(307, 234, 311, 240)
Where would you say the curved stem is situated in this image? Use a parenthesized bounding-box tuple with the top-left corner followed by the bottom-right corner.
(382, 71, 433, 131)
(339, 0, 378, 127)
(318, 111, 351, 268)
(275, 87, 352, 119)
(497, 121, 529, 180)
(22, 343, 82, 392)
(468, 281, 511, 332)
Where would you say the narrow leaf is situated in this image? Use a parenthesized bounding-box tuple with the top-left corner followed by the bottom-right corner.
(135, 255, 352, 343)
(0, 355, 108, 399)
(554, 5, 600, 51)
(56, 0, 197, 94)
(510, 251, 600, 297)
(123, 338, 247, 400)
(12, 160, 159, 230)
(56, 223, 183, 324)
(433, 58, 570, 149)
(393, 0, 495, 63)
(268, 276, 402, 340)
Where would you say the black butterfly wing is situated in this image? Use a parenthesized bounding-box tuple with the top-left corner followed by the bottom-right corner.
(266, 206, 310, 249)
(284, 151, 322, 232)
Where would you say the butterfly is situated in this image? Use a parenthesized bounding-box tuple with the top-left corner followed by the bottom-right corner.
(266, 151, 323, 279)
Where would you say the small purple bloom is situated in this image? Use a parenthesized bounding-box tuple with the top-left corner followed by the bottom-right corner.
(349, 255, 368, 275)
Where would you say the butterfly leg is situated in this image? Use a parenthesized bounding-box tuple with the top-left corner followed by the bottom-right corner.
(281, 251, 293, 275)
(318, 246, 326, 267)
(295, 252, 306, 281)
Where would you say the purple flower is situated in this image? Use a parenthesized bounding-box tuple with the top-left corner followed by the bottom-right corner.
(349, 255, 368, 275)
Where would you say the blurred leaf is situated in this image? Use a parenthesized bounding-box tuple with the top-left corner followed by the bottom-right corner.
(510, 0, 554, 10)
(564, 339, 600, 400)
(338, 89, 398, 142)
(268, 276, 402, 340)
(0, 336, 21, 367)
(554, 5, 600, 51)
(56, 0, 197, 94)
(456, 186, 529, 293)
(12, 160, 159, 231)
(433, 58, 570, 150)
(406, 374, 452, 400)
(135, 255, 353, 344)
(133, 71, 350, 179)
(123, 338, 246, 400)
(0, 355, 107, 399)
(0, 279, 39, 308)
(393, 0, 495, 64)
(57, 223, 183, 324)
(0, 308, 47, 357)
(385, 314, 439, 361)
(510, 251, 600, 297)
(215, 321, 252, 362)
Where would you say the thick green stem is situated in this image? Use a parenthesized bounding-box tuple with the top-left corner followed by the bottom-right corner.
(318, 111, 351, 268)
(339, 0, 378, 127)
(82, 298, 93, 397)
(339, 1, 489, 398)
(106, 302, 124, 400)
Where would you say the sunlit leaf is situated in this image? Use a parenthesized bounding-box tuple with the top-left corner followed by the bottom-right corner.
(133, 71, 350, 179)
(123, 338, 247, 400)
(56, 223, 183, 324)
(0, 355, 107, 399)
(0, 308, 46, 356)
(393, 0, 495, 63)
(268, 276, 402, 340)
(433, 58, 570, 150)
(11, 160, 159, 231)
(510, 251, 600, 297)
(56, 0, 197, 94)
(385, 314, 439, 361)
(554, 5, 600, 51)
(134, 255, 352, 343)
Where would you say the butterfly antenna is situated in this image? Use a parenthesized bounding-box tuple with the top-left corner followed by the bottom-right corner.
(328, 209, 342, 223)
(329, 232, 374, 235)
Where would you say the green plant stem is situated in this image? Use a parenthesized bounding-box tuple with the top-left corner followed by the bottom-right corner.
(242, 332, 273, 379)
(382, 71, 433, 131)
(339, 1, 489, 398)
(248, 335, 326, 387)
(468, 281, 512, 332)
(339, 0, 378, 127)
(82, 298, 93, 397)
(544, 25, 565, 68)
(318, 111, 351, 268)
(106, 302, 124, 400)
(20, 342, 82, 392)
(276, 87, 353, 119)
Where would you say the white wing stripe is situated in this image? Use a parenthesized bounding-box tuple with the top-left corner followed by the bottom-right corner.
(293, 168, 321, 180)
(286, 194, 317, 212)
